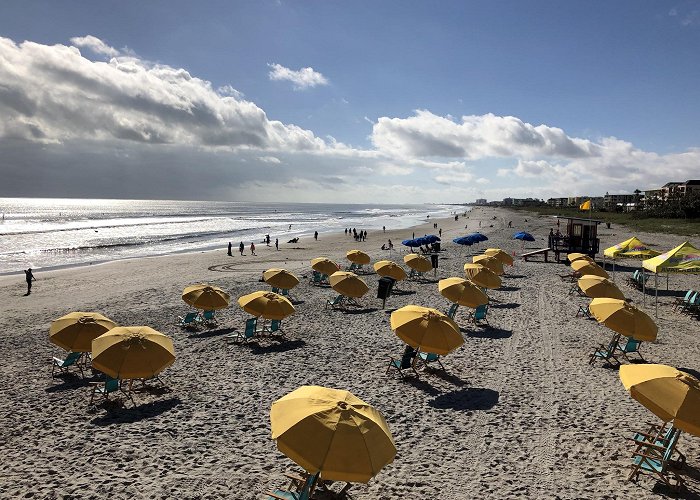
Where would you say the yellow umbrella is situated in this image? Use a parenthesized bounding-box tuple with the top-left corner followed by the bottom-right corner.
(238, 291, 295, 320)
(390, 305, 463, 355)
(263, 268, 300, 290)
(568, 253, 593, 263)
(403, 254, 433, 273)
(49, 312, 118, 352)
(571, 260, 609, 278)
(311, 257, 340, 276)
(270, 385, 396, 483)
(182, 284, 231, 310)
(438, 277, 489, 308)
(484, 248, 514, 266)
(91, 326, 175, 380)
(472, 255, 504, 275)
(346, 250, 371, 265)
(463, 263, 501, 289)
(329, 271, 369, 298)
(373, 260, 407, 281)
(577, 275, 626, 300)
(589, 298, 658, 341)
(620, 364, 700, 436)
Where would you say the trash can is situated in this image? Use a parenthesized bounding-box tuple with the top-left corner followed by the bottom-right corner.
(377, 277, 395, 299)
(430, 254, 439, 269)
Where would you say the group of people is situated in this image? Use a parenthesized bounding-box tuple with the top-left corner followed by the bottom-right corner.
(345, 228, 367, 241)
(380, 239, 394, 251)
(227, 238, 279, 257)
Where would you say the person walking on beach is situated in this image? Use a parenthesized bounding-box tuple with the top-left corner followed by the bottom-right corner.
(314, 231, 318, 241)
(239, 242, 244, 256)
(24, 268, 35, 296)
(275, 238, 279, 251)
(266, 234, 271, 246)
(250, 242, 256, 256)
(227, 242, 232, 256)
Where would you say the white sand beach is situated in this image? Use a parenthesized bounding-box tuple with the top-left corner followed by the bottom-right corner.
(1, 207, 698, 499)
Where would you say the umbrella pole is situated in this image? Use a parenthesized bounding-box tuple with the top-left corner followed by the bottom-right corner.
(655, 273, 658, 318)
(642, 268, 646, 307)
(613, 260, 616, 282)
(666, 271, 669, 291)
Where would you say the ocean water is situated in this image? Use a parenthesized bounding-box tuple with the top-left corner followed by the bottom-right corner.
(0, 198, 461, 274)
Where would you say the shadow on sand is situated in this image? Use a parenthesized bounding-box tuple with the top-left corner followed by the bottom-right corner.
(490, 303, 521, 309)
(91, 397, 181, 426)
(463, 327, 513, 339)
(188, 327, 236, 339)
(249, 339, 306, 354)
(429, 388, 499, 411)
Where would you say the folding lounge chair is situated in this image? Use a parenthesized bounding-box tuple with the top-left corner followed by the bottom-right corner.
(414, 351, 445, 371)
(471, 304, 489, 326)
(589, 334, 621, 366)
(265, 471, 319, 500)
(89, 376, 135, 407)
(309, 271, 323, 286)
(446, 303, 459, 319)
(626, 270, 640, 287)
(271, 287, 280, 294)
(177, 311, 201, 328)
(680, 292, 699, 315)
(325, 294, 345, 310)
(386, 348, 420, 379)
(226, 317, 258, 343)
(51, 351, 84, 378)
(345, 263, 358, 272)
(200, 310, 217, 327)
(576, 305, 592, 318)
(672, 290, 695, 312)
(616, 337, 644, 362)
(628, 426, 686, 491)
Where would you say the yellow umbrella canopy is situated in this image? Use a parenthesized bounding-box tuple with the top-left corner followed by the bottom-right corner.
(403, 253, 433, 273)
(570, 260, 609, 278)
(438, 277, 489, 308)
(568, 253, 593, 263)
(577, 275, 626, 300)
(263, 268, 300, 290)
(238, 291, 295, 320)
(484, 248, 514, 266)
(472, 255, 504, 275)
(604, 236, 660, 259)
(91, 326, 175, 380)
(329, 271, 369, 298)
(346, 250, 371, 265)
(390, 305, 463, 355)
(182, 284, 231, 310)
(620, 364, 700, 437)
(311, 257, 340, 276)
(588, 298, 658, 341)
(49, 312, 118, 352)
(270, 385, 396, 483)
(373, 260, 407, 281)
(463, 263, 501, 289)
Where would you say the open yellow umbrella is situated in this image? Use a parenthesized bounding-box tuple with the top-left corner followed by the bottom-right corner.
(346, 250, 371, 265)
(403, 254, 433, 273)
(438, 277, 488, 308)
(620, 364, 700, 436)
(263, 268, 300, 290)
(577, 275, 625, 300)
(238, 291, 295, 320)
(329, 271, 369, 298)
(182, 284, 231, 310)
(589, 298, 657, 341)
(463, 263, 501, 289)
(270, 385, 396, 483)
(571, 260, 609, 278)
(373, 260, 407, 281)
(390, 305, 463, 355)
(473, 255, 504, 275)
(311, 257, 340, 276)
(49, 312, 117, 352)
(91, 326, 175, 380)
(484, 248, 514, 266)
(568, 253, 593, 263)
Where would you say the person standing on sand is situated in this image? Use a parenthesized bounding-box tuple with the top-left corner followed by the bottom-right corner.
(275, 238, 279, 251)
(314, 231, 318, 241)
(24, 268, 35, 295)
(239, 242, 244, 256)
(227, 242, 232, 256)
(250, 242, 256, 256)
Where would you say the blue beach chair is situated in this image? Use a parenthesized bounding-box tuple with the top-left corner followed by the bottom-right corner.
(415, 351, 445, 371)
(673, 290, 695, 312)
(177, 311, 201, 328)
(51, 351, 84, 378)
(472, 304, 489, 326)
(201, 310, 217, 327)
(89, 375, 135, 407)
(386, 347, 419, 379)
(616, 337, 644, 362)
(446, 303, 459, 319)
(589, 334, 621, 366)
(628, 426, 686, 490)
(265, 471, 319, 500)
(226, 317, 258, 343)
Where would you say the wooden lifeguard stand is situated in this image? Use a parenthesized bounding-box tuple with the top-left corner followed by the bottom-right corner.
(549, 216, 602, 261)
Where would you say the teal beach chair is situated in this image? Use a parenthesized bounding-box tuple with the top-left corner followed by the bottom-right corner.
(177, 311, 201, 328)
(446, 303, 459, 319)
(89, 376, 135, 407)
(415, 351, 445, 371)
(226, 317, 258, 343)
(51, 351, 84, 378)
(325, 294, 345, 309)
(265, 471, 319, 500)
(472, 304, 489, 326)
(589, 334, 621, 366)
(628, 426, 685, 490)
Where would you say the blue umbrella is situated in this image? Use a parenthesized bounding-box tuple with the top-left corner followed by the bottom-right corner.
(402, 239, 420, 248)
(453, 235, 477, 246)
(513, 231, 535, 242)
(424, 235, 441, 243)
(467, 232, 488, 243)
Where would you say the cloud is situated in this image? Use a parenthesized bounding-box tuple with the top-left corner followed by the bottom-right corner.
(267, 63, 329, 90)
(69, 35, 120, 57)
(258, 155, 281, 164)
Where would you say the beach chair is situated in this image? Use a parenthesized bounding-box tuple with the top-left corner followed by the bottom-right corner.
(616, 337, 644, 362)
(673, 290, 695, 311)
(626, 270, 640, 287)
(446, 303, 459, 319)
(408, 268, 424, 280)
(471, 304, 489, 326)
(414, 351, 445, 371)
(576, 305, 592, 318)
(589, 334, 621, 366)
(325, 294, 345, 310)
(345, 263, 358, 272)
(310, 271, 323, 286)
(568, 284, 585, 296)
(679, 292, 699, 315)
(226, 317, 258, 343)
(262, 319, 284, 337)
(177, 311, 201, 328)
(89, 375, 135, 407)
(265, 471, 319, 500)
(271, 287, 280, 294)
(628, 426, 686, 491)
(51, 351, 84, 378)
(386, 348, 420, 379)
(200, 310, 217, 327)
(558, 272, 579, 283)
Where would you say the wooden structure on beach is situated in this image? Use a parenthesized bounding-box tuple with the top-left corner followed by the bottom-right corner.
(548, 216, 602, 261)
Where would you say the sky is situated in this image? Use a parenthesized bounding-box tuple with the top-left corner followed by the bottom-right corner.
(1, 1, 699, 204)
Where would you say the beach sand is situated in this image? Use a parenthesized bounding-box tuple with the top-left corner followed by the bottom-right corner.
(1, 207, 698, 499)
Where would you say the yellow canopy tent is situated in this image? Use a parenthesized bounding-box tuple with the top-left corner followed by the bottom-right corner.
(640, 241, 700, 316)
(602, 236, 660, 282)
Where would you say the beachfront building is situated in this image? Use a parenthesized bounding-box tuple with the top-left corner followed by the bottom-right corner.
(546, 197, 568, 207)
(502, 197, 513, 206)
(645, 180, 700, 204)
(603, 192, 637, 211)
(475, 198, 487, 205)
(512, 198, 542, 206)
